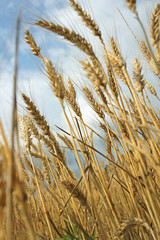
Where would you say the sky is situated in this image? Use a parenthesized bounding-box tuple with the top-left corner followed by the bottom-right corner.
(0, 0, 159, 143)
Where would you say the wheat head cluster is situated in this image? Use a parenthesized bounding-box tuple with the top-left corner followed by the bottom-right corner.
(0, 0, 160, 239)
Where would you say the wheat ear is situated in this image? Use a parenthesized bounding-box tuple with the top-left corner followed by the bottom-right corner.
(24, 30, 42, 59)
(65, 85, 82, 118)
(81, 60, 106, 90)
(119, 218, 157, 240)
(126, 0, 136, 13)
(18, 115, 32, 150)
(140, 41, 151, 62)
(150, 4, 160, 52)
(22, 93, 50, 135)
(62, 180, 91, 214)
(144, 81, 159, 99)
(106, 52, 127, 84)
(69, 0, 103, 44)
(44, 59, 65, 100)
(22, 94, 65, 163)
(35, 20, 95, 57)
(83, 87, 105, 119)
(57, 133, 74, 150)
(133, 58, 144, 93)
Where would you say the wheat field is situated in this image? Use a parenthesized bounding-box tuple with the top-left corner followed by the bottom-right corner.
(0, 0, 160, 239)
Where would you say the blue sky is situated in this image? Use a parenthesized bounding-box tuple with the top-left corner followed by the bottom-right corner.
(0, 0, 159, 137)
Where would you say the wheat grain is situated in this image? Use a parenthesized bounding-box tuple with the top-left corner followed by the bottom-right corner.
(36, 167, 44, 181)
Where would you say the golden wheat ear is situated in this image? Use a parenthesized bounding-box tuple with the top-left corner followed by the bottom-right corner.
(35, 20, 95, 57)
(69, 0, 104, 44)
(150, 4, 160, 53)
(132, 58, 144, 93)
(126, 0, 136, 13)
